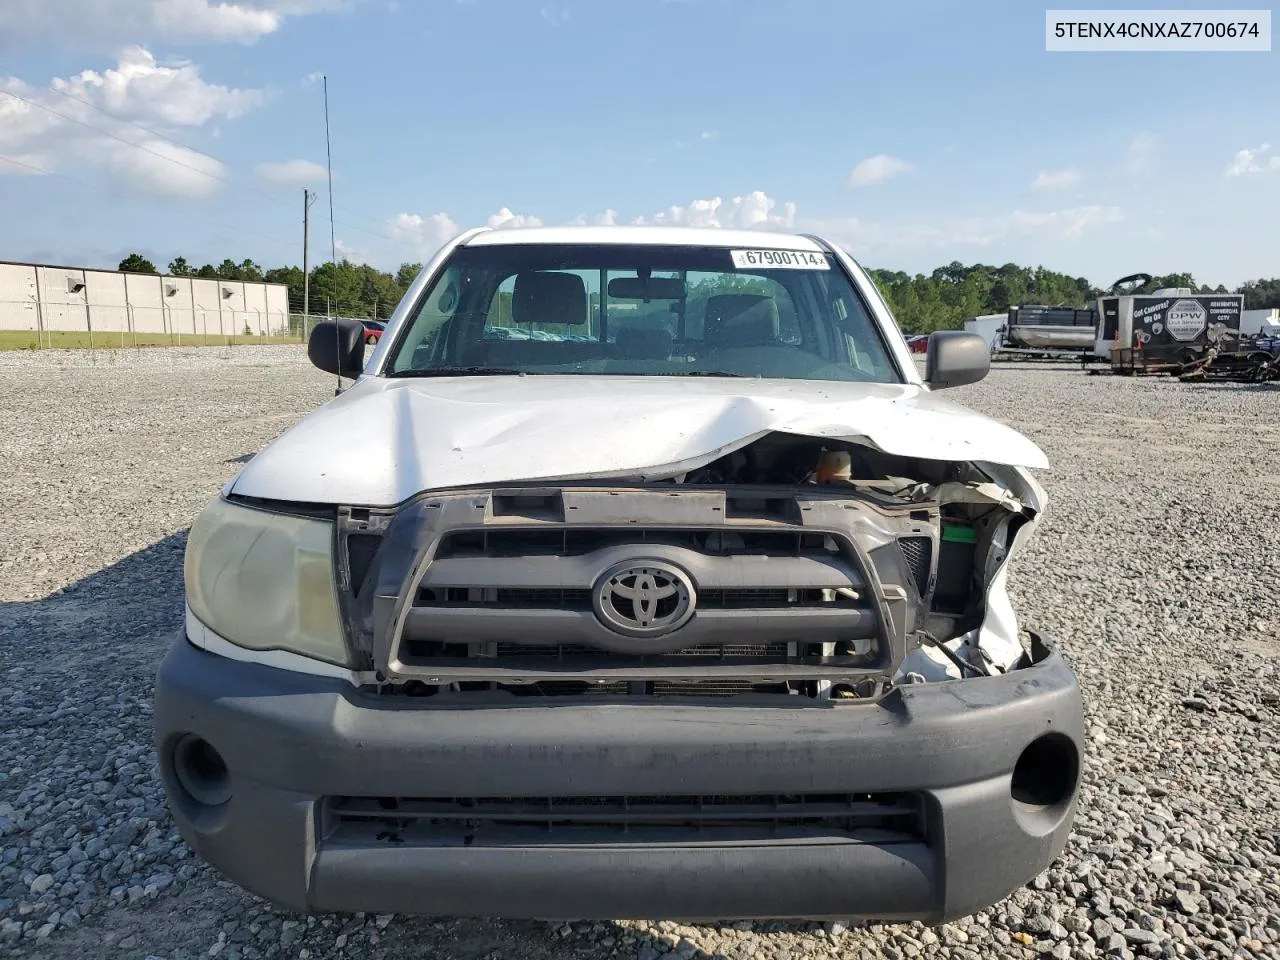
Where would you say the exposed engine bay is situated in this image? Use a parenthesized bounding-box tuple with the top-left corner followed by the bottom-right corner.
(323, 432, 1041, 703)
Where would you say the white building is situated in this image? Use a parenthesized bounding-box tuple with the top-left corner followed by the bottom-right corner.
(0, 260, 290, 337)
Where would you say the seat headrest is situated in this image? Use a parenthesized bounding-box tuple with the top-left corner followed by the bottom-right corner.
(704, 294, 780, 346)
(512, 271, 587, 326)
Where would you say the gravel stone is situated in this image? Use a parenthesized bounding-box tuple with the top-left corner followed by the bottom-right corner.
(2, 350, 1279, 960)
(28, 875, 54, 895)
(1174, 891, 1201, 915)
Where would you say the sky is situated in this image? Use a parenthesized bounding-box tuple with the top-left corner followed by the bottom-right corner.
(0, 0, 1277, 288)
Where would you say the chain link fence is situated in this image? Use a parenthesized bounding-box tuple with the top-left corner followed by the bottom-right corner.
(0, 261, 390, 350)
(0, 298, 385, 350)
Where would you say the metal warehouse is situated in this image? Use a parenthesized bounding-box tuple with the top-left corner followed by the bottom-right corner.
(0, 260, 290, 339)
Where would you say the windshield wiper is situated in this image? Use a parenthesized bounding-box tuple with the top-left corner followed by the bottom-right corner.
(387, 367, 527, 378)
(682, 370, 755, 378)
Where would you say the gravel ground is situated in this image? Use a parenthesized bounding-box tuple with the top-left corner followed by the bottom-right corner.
(1, 345, 1278, 960)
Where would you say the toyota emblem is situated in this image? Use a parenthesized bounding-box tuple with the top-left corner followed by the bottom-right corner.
(592, 561, 696, 638)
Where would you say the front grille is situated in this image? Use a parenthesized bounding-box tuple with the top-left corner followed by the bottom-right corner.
(648, 679, 788, 697)
(415, 586, 857, 610)
(434, 527, 838, 560)
(325, 792, 927, 845)
(398, 639, 847, 669)
(898, 537, 933, 597)
(497, 679, 789, 698)
(384, 503, 895, 695)
(417, 587, 594, 609)
(488, 642, 790, 660)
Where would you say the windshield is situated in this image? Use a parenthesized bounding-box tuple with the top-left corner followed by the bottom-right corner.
(384, 243, 901, 383)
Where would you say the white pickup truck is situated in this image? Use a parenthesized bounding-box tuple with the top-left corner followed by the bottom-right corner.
(155, 225, 1082, 923)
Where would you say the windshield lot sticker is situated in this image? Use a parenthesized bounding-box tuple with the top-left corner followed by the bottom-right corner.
(730, 250, 829, 270)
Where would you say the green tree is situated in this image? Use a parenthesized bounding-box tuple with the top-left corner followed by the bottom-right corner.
(118, 253, 157, 274)
(356, 263, 405, 317)
(309, 260, 365, 315)
(265, 266, 305, 304)
(1149, 272, 1198, 292)
(396, 263, 423, 288)
(867, 262, 1101, 332)
(195, 264, 219, 279)
(167, 256, 192, 276)
(1237, 278, 1280, 309)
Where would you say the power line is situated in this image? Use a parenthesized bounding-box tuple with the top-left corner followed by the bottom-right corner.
(1, 88, 256, 198)
(0, 153, 300, 252)
(0, 88, 403, 246)
(41, 83, 401, 232)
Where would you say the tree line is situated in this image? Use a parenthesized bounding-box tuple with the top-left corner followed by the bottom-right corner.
(117, 253, 423, 319)
(116, 253, 1280, 331)
(867, 263, 1280, 333)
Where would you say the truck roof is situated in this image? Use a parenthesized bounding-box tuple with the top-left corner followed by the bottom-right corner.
(462, 225, 827, 252)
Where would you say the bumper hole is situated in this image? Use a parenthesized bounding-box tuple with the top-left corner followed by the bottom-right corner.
(173, 734, 232, 808)
(1011, 732, 1077, 809)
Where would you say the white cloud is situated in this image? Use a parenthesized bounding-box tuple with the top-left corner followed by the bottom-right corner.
(255, 158, 328, 185)
(847, 154, 913, 189)
(1224, 143, 1280, 177)
(487, 207, 543, 229)
(52, 46, 263, 125)
(808, 204, 1123, 254)
(1, 48, 256, 197)
(390, 193, 794, 260)
(700, 130, 717, 140)
(1124, 133, 1154, 175)
(0, 0, 340, 49)
(1008, 205, 1122, 238)
(334, 237, 366, 264)
(1031, 168, 1081, 191)
(106, 138, 225, 198)
(539, 3, 570, 26)
(566, 209, 618, 226)
(389, 211, 461, 257)
(303, 71, 324, 87)
(634, 191, 796, 229)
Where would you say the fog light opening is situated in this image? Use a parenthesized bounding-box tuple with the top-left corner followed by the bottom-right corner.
(173, 734, 232, 808)
(1011, 732, 1077, 810)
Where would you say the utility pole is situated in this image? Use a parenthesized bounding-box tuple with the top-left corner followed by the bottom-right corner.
(302, 188, 317, 339)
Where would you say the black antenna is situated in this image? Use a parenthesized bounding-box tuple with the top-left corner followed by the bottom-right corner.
(323, 74, 341, 396)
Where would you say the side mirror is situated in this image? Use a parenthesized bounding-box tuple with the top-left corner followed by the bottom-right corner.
(308, 318, 366, 379)
(925, 331, 990, 389)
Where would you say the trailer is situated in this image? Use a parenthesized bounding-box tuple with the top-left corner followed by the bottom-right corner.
(969, 305, 1100, 361)
(1091, 273, 1246, 375)
(1004, 304, 1098, 353)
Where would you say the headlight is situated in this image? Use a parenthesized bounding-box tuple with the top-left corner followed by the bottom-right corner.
(184, 497, 349, 666)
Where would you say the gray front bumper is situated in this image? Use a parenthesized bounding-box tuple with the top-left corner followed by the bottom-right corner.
(153, 635, 1083, 923)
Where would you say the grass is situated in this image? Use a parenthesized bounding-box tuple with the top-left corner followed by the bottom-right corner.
(0, 331, 305, 351)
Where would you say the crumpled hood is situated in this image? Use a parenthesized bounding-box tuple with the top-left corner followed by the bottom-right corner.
(231, 375, 1049, 506)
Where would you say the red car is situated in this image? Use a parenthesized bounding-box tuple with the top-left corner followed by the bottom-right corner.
(361, 319, 386, 345)
(905, 334, 929, 354)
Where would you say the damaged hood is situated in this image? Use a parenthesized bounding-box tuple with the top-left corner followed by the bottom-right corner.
(232, 375, 1048, 506)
